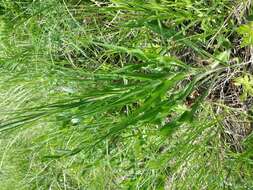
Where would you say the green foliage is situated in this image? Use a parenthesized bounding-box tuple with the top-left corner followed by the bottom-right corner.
(0, 0, 252, 189)
(237, 22, 253, 47)
(235, 74, 253, 101)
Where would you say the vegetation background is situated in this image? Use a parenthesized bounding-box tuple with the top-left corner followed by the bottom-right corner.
(0, 0, 252, 189)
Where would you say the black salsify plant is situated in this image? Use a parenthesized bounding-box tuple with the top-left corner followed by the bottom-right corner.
(0, 37, 228, 158)
(0, 0, 241, 155)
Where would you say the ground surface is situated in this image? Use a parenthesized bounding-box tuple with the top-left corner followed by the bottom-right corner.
(0, 0, 253, 189)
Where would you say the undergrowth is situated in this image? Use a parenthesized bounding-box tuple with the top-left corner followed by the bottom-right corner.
(0, 0, 253, 189)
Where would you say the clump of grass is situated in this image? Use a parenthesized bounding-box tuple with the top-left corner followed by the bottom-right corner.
(0, 0, 253, 189)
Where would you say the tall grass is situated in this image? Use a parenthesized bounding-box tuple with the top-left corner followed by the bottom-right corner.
(0, 0, 253, 189)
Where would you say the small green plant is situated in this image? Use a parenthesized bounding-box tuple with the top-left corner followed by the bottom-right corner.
(235, 74, 253, 101)
(237, 21, 253, 47)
